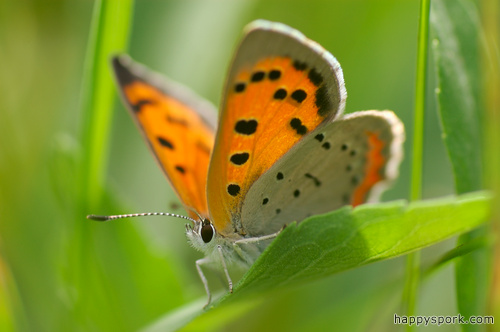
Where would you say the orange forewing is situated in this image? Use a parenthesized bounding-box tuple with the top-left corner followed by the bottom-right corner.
(113, 57, 215, 219)
(208, 56, 329, 235)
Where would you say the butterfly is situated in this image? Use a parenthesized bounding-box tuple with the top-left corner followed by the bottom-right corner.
(90, 20, 404, 306)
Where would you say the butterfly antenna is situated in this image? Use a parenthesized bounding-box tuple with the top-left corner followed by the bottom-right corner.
(187, 207, 205, 222)
(87, 212, 197, 225)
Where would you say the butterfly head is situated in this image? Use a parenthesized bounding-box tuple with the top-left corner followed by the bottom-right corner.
(186, 217, 219, 252)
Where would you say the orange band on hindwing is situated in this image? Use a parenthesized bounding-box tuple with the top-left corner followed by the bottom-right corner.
(351, 131, 386, 206)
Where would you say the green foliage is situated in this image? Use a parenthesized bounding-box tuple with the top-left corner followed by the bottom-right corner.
(79, 0, 134, 208)
(430, 0, 490, 329)
(144, 191, 490, 330)
(431, 0, 483, 193)
(60, 1, 191, 331)
(234, 192, 489, 298)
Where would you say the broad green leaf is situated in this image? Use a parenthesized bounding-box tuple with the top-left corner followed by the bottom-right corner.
(144, 191, 491, 330)
(229, 191, 490, 299)
(430, 0, 488, 328)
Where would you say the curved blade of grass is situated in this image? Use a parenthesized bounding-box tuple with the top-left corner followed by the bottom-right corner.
(75, 2, 195, 328)
(430, 1, 488, 328)
(79, 0, 134, 209)
(140, 296, 262, 332)
(72, 0, 135, 330)
(424, 235, 493, 278)
(144, 191, 491, 330)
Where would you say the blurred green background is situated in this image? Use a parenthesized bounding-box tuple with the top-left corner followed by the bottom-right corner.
(0, 0, 475, 331)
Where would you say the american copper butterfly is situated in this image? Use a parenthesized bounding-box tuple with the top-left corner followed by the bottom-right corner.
(88, 20, 405, 306)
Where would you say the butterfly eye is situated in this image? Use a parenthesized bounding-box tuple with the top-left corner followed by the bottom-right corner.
(200, 220, 215, 243)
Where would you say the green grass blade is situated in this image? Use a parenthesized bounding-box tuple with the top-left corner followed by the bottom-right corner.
(410, 0, 430, 203)
(482, 0, 500, 320)
(424, 235, 493, 277)
(430, 0, 483, 193)
(430, 1, 488, 328)
(75, 3, 189, 330)
(403, 0, 430, 322)
(79, 0, 134, 210)
(72, 0, 135, 330)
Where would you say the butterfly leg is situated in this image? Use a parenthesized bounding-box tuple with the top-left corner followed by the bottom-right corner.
(196, 257, 212, 308)
(231, 229, 283, 262)
(217, 245, 233, 293)
(234, 228, 282, 245)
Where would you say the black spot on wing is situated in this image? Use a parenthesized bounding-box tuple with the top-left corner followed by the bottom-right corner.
(230, 152, 250, 165)
(315, 133, 324, 142)
(290, 118, 307, 135)
(274, 88, 287, 100)
(234, 82, 246, 92)
(293, 60, 308, 71)
(269, 70, 281, 80)
(308, 68, 323, 86)
(305, 173, 321, 186)
(235, 119, 258, 135)
(158, 137, 174, 149)
(227, 184, 240, 196)
(315, 85, 334, 117)
(175, 165, 186, 174)
(251, 71, 265, 82)
(132, 99, 154, 112)
(291, 89, 307, 103)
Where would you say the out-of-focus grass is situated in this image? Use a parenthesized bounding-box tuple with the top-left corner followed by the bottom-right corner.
(431, 1, 489, 329)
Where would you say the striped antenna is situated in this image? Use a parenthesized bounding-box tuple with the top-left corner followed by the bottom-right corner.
(86, 212, 198, 225)
(187, 208, 205, 222)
